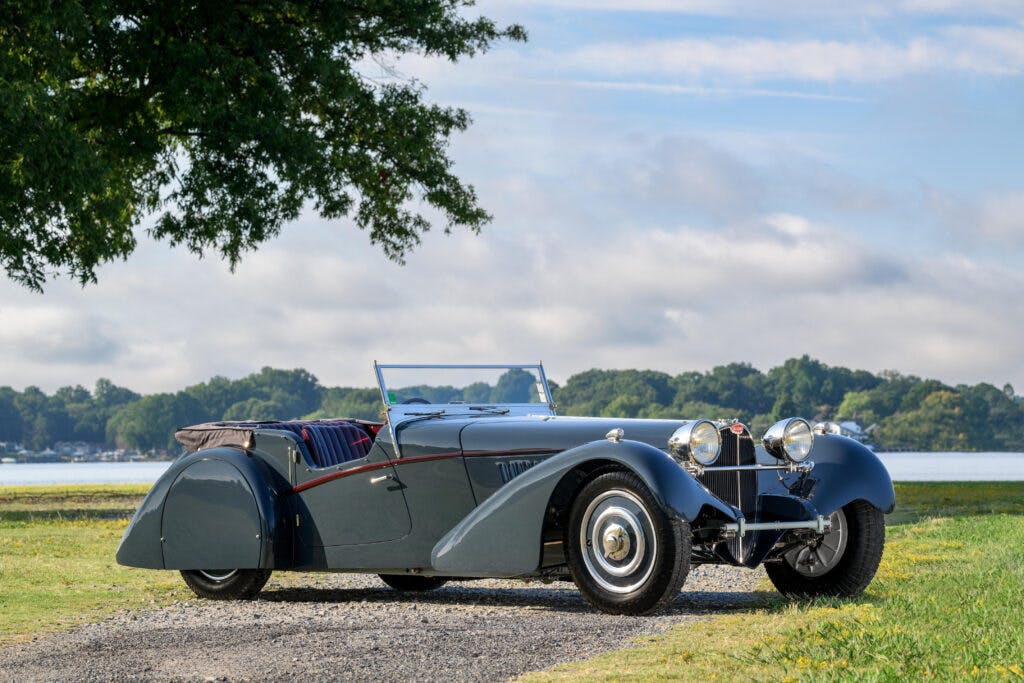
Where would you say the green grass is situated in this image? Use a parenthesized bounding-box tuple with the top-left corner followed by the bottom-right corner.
(0, 483, 153, 521)
(4, 481, 1024, 681)
(0, 484, 191, 642)
(888, 481, 1024, 523)
(523, 482, 1024, 682)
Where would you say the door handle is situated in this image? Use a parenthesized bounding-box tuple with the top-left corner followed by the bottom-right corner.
(370, 474, 394, 484)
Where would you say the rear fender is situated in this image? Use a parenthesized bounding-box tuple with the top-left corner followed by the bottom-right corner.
(430, 439, 735, 576)
(115, 448, 291, 569)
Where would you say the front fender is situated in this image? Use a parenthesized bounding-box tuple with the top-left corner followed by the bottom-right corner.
(430, 439, 734, 576)
(800, 435, 895, 516)
(116, 448, 291, 570)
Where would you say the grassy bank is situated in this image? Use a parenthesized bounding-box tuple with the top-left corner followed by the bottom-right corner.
(3, 481, 1024, 680)
(524, 481, 1024, 682)
(0, 484, 192, 641)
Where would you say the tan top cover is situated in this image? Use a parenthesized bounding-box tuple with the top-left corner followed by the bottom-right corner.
(174, 423, 258, 453)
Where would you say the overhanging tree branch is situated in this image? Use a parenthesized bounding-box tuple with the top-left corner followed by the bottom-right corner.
(0, 0, 525, 291)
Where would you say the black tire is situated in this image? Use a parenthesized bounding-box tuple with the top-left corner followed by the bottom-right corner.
(180, 569, 272, 600)
(378, 574, 449, 591)
(566, 471, 690, 615)
(766, 500, 885, 599)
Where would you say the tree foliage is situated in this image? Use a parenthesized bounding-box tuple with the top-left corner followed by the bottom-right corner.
(105, 392, 205, 450)
(553, 357, 1024, 452)
(2, 358, 1022, 453)
(0, 1, 526, 290)
(305, 386, 381, 421)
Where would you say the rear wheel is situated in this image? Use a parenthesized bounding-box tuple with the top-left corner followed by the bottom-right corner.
(180, 569, 272, 600)
(765, 500, 885, 598)
(566, 471, 690, 615)
(378, 574, 448, 591)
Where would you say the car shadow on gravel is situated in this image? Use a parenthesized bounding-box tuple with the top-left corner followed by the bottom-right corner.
(256, 583, 772, 616)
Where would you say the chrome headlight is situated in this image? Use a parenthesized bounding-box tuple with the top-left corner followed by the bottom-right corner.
(762, 418, 814, 463)
(668, 419, 722, 466)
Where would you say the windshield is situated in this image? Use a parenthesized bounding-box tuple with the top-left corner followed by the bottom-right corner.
(375, 364, 553, 407)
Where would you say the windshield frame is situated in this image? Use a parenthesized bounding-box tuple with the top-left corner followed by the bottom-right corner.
(373, 363, 557, 458)
(374, 363, 555, 409)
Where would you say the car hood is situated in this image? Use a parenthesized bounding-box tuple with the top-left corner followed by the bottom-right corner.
(458, 415, 686, 454)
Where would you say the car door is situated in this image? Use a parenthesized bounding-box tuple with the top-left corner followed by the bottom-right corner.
(291, 440, 411, 549)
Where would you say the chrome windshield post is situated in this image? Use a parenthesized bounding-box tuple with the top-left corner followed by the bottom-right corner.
(374, 360, 403, 459)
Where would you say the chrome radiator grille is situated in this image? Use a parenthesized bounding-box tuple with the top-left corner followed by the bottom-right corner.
(697, 426, 757, 516)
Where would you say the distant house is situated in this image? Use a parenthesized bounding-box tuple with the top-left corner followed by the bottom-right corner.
(819, 420, 873, 445)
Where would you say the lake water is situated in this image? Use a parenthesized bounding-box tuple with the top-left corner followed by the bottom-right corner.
(874, 452, 1024, 482)
(2, 452, 1024, 486)
(0, 462, 173, 486)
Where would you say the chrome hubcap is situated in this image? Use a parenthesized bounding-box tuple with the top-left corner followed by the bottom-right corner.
(602, 524, 631, 561)
(198, 569, 238, 582)
(580, 489, 657, 594)
(784, 509, 848, 577)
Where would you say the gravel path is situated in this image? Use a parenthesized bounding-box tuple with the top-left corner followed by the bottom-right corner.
(0, 566, 767, 682)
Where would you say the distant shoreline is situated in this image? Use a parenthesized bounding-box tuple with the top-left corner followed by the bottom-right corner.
(2, 453, 1024, 486)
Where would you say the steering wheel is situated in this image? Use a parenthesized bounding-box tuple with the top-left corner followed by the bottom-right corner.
(401, 397, 430, 405)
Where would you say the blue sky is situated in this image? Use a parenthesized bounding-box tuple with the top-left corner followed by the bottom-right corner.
(1, 0, 1023, 394)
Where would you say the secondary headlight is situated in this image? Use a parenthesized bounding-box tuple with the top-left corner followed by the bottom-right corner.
(668, 419, 722, 466)
(762, 417, 814, 463)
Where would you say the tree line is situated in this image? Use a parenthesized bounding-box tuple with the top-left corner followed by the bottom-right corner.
(1, 357, 1021, 453)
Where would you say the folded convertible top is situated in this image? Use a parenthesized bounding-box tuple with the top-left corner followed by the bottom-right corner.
(175, 419, 380, 454)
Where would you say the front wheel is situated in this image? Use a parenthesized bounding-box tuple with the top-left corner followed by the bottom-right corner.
(180, 569, 272, 600)
(765, 500, 885, 598)
(566, 471, 690, 615)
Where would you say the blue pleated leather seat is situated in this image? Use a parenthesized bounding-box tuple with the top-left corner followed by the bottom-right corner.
(226, 420, 374, 468)
(300, 422, 373, 467)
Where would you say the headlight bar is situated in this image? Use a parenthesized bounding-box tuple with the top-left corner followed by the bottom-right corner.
(681, 460, 814, 477)
(722, 514, 832, 537)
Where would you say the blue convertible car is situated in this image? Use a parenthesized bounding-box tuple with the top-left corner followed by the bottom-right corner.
(117, 363, 894, 615)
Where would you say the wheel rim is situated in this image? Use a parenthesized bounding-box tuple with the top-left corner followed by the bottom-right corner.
(783, 509, 849, 577)
(197, 569, 238, 582)
(579, 489, 657, 594)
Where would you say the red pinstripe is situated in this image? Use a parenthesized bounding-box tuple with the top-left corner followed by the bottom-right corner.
(289, 448, 558, 494)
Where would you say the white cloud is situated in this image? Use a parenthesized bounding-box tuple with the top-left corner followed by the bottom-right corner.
(893, 0, 1024, 19)
(1, 102, 1021, 398)
(393, 26, 1024, 99)
(563, 29, 1024, 83)
(5, 203, 1019, 395)
(0, 307, 119, 369)
(975, 193, 1024, 244)
(542, 79, 867, 103)
(611, 136, 764, 221)
(929, 188, 1024, 246)
(485, 0, 1024, 20)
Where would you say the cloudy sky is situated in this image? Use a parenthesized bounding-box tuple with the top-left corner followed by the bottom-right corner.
(2, 0, 1023, 394)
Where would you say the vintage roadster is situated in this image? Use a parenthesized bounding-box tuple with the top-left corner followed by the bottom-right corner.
(117, 363, 894, 615)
